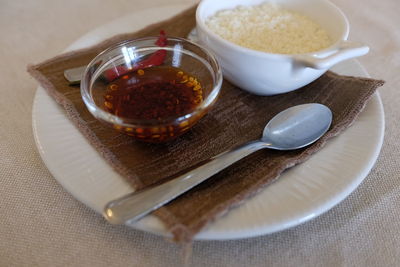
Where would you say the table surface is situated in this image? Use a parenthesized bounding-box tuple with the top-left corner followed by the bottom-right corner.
(1, 0, 399, 266)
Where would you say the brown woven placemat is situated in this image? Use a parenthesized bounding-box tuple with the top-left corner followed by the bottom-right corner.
(28, 5, 384, 242)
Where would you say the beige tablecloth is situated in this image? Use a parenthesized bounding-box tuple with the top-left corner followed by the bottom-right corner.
(1, 0, 399, 266)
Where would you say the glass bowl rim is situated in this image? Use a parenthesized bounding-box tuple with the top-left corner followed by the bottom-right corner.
(80, 36, 223, 127)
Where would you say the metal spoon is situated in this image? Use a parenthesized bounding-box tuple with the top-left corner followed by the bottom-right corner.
(104, 103, 333, 224)
(64, 66, 86, 85)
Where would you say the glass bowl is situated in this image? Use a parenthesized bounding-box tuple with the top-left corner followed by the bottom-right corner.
(81, 37, 222, 143)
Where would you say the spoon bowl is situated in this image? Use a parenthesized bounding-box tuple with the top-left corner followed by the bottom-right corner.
(263, 103, 332, 150)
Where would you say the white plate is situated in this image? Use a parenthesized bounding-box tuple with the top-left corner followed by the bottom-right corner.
(32, 4, 384, 240)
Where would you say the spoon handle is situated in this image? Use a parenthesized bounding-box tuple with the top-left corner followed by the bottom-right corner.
(104, 140, 269, 224)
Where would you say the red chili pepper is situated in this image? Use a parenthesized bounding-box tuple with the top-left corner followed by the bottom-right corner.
(103, 30, 168, 81)
(155, 30, 167, 46)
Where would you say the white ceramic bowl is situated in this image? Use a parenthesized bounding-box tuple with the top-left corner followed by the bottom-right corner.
(196, 0, 369, 95)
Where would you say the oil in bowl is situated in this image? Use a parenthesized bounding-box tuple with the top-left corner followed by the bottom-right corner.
(104, 66, 204, 121)
(99, 66, 204, 141)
